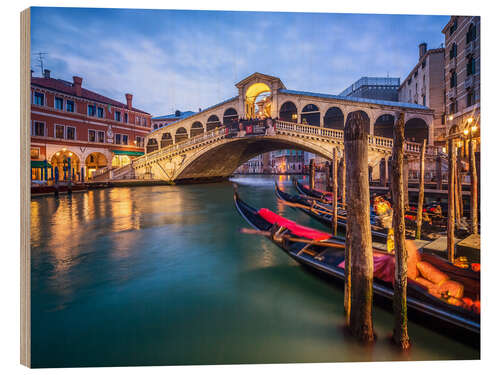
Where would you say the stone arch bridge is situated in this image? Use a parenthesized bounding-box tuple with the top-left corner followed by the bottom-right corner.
(133, 73, 438, 183)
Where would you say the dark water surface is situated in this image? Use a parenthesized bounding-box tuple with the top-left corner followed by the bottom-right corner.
(30, 175, 478, 367)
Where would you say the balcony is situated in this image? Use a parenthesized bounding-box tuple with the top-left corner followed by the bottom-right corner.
(447, 87, 456, 100)
(465, 75, 474, 89)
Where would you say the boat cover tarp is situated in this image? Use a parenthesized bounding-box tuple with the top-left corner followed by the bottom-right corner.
(258, 208, 331, 241)
(338, 254, 395, 284)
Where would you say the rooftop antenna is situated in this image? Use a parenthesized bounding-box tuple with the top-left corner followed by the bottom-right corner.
(33, 52, 48, 75)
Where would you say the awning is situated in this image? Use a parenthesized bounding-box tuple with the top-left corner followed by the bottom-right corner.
(31, 160, 52, 168)
(112, 150, 144, 156)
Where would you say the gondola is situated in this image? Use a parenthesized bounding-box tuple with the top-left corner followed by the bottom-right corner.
(234, 190, 480, 343)
(292, 180, 447, 239)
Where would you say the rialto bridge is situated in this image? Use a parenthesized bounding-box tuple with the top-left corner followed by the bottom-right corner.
(132, 73, 438, 183)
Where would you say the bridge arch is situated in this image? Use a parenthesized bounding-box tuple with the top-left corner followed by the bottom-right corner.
(301, 104, 321, 126)
(190, 122, 204, 137)
(161, 132, 173, 148)
(346, 110, 370, 134)
(175, 127, 188, 143)
(223, 108, 238, 125)
(405, 117, 429, 143)
(279, 101, 298, 123)
(374, 114, 395, 138)
(146, 138, 159, 153)
(324, 107, 344, 130)
(206, 115, 221, 132)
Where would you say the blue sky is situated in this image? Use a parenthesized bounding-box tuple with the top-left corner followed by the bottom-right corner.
(31, 7, 449, 116)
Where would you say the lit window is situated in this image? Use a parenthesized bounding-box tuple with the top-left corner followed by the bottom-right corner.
(98, 131, 105, 143)
(88, 130, 96, 142)
(33, 121, 45, 136)
(66, 127, 76, 140)
(55, 125, 65, 139)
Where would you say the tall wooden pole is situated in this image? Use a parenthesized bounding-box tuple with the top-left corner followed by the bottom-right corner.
(436, 154, 442, 191)
(447, 127, 457, 263)
(416, 139, 427, 240)
(332, 148, 338, 236)
(469, 138, 478, 234)
(380, 158, 386, 187)
(325, 161, 331, 191)
(344, 111, 374, 342)
(391, 112, 410, 349)
(403, 157, 409, 209)
(457, 149, 463, 221)
(341, 157, 346, 205)
(454, 154, 461, 225)
(309, 159, 316, 190)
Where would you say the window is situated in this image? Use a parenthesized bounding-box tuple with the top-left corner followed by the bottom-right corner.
(66, 100, 74, 112)
(98, 131, 105, 143)
(450, 70, 457, 88)
(467, 57, 476, 76)
(466, 23, 477, 43)
(124, 113, 128, 123)
(66, 126, 76, 140)
(142, 118, 146, 126)
(33, 92, 44, 106)
(449, 100, 458, 114)
(89, 130, 96, 142)
(88, 105, 96, 116)
(55, 97, 63, 110)
(55, 125, 65, 139)
(122, 135, 128, 145)
(422, 58, 426, 69)
(114, 111, 121, 122)
(135, 136, 144, 147)
(467, 90, 475, 107)
(449, 43, 457, 60)
(423, 95, 426, 106)
(449, 18, 458, 36)
(115, 133, 121, 144)
(33, 121, 45, 136)
(97, 107, 104, 118)
(30, 148, 40, 159)
(154, 124, 158, 130)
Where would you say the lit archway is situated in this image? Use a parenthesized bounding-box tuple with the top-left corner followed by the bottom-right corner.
(279, 101, 298, 123)
(301, 104, 320, 126)
(223, 108, 238, 126)
(50, 150, 81, 181)
(374, 114, 395, 138)
(206, 115, 220, 132)
(190, 122, 204, 137)
(161, 133, 173, 148)
(85, 152, 107, 179)
(324, 107, 344, 130)
(245, 82, 271, 119)
(175, 127, 188, 143)
(405, 118, 429, 143)
(146, 138, 159, 154)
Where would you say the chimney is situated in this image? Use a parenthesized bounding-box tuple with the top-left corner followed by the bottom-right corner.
(419, 43, 427, 59)
(43, 69, 51, 78)
(125, 93, 133, 109)
(73, 76, 83, 96)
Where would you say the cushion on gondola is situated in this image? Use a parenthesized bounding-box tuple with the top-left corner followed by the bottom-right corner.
(416, 261, 449, 284)
(257, 208, 331, 241)
(438, 280, 464, 299)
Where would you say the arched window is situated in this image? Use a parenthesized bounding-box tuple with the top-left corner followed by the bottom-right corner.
(405, 118, 429, 143)
(300, 104, 320, 126)
(450, 70, 457, 88)
(279, 101, 298, 123)
(175, 127, 188, 143)
(467, 57, 476, 76)
(146, 138, 159, 153)
(466, 23, 476, 43)
(374, 114, 395, 138)
(323, 107, 344, 130)
(190, 122, 204, 137)
(206, 115, 220, 132)
(449, 43, 457, 60)
(223, 108, 238, 126)
(160, 133, 173, 148)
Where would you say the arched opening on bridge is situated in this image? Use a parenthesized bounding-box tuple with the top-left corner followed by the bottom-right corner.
(190, 122, 204, 138)
(223, 108, 238, 126)
(405, 118, 429, 143)
(374, 114, 395, 138)
(245, 82, 271, 119)
(161, 133, 173, 148)
(279, 101, 298, 123)
(146, 138, 159, 154)
(112, 154, 131, 168)
(324, 107, 344, 130)
(206, 115, 221, 132)
(175, 127, 188, 143)
(345, 110, 370, 134)
(301, 104, 320, 126)
(85, 152, 107, 180)
(50, 150, 81, 181)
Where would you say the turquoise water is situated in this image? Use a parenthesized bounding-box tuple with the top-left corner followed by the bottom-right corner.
(30, 175, 479, 367)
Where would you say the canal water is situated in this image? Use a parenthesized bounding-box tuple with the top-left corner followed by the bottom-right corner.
(30, 175, 479, 367)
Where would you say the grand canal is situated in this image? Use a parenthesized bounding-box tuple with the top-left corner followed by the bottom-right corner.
(30, 175, 479, 367)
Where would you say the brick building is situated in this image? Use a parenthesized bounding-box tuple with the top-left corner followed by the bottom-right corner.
(30, 70, 152, 181)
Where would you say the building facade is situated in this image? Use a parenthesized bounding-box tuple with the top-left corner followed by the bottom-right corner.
(31, 70, 152, 181)
(398, 43, 446, 145)
(442, 16, 480, 139)
(340, 77, 401, 102)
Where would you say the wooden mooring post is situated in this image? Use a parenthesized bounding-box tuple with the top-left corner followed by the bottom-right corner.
(344, 111, 374, 342)
(416, 139, 427, 240)
(436, 154, 442, 191)
(340, 157, 346, 205)
(309, 159, 315, 190)
(403, 157, 409, 209)
(391, 112, 410, 349)
(469, 139, 479, 234)
(325, 161, 331, 191)
(332, 148, 338, 236)
(447, 127, 457, 263)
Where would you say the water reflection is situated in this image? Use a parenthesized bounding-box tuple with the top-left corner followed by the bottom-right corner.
(30, 177, 479, 368)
